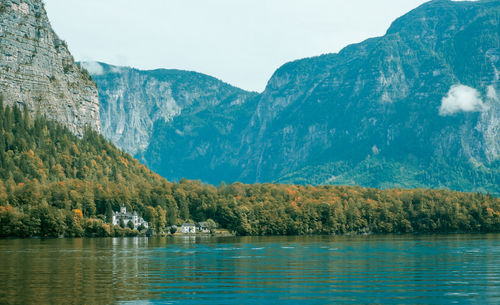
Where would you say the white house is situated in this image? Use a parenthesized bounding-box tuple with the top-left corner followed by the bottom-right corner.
(197, 222, 212, 233)
(112, 206, 148, 230)
(180, 223, 196, 234)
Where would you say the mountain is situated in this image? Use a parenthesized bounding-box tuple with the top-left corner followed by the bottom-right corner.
(247, 0, 500, 191)
(84, 62, 260, 182)
(91, 0, 500, 194)
(0, 0, 99, 136)
(84, 63, 257, 156)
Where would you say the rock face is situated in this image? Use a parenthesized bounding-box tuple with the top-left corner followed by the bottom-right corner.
(94, 0, 500, 194)
(243, 0, 500, 192)
(0, 0, 100, 136)
(86, 62, 256, 156)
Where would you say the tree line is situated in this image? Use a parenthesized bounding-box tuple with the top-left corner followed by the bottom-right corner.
(0, 100, 499, 237)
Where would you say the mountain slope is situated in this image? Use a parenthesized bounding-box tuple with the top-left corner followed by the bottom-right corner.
(93, 0, 500, 194)
(0, 99, 172, 237)
(85, 62, 257, 156)
(0, 0, 99, 136)
(246, 0, 500, 191)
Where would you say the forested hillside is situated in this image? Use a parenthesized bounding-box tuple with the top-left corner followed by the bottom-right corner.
(0, 97, 171, 237)
(1, 99, 499, 238)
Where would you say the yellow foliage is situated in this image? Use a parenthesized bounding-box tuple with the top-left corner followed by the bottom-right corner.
(102, 224, 111, 234)
(73, 209, 83, 219)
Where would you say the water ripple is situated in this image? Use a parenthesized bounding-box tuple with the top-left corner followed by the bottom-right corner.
(1, 234, 500, 304)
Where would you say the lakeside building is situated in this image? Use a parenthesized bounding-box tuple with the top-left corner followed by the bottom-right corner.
(197, 222, 212, 233)
(112, 206, 149, 230)
(180, 223, 196, 233)
(178, 222, 216, 234)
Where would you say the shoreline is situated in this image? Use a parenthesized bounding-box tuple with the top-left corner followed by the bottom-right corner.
(3, 231, 500, 240)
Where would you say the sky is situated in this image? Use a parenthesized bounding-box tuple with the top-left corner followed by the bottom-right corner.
(44, 0, 429, 92)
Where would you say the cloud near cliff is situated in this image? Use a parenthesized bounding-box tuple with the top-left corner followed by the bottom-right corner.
(439, 85, 486, 116)
(81, 61, 104, 75)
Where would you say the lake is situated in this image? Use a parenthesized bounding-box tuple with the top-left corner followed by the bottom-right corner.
(1, 234, 500, 304)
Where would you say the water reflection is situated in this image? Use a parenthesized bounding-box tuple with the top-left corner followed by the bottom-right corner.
(1, 235, 500, 304)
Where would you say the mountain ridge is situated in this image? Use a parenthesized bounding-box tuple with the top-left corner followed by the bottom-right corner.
(91, 0, 500, 194)
(84, 62, 257, 155)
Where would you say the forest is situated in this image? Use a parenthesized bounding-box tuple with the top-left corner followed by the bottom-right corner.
(0, 100, 499, 238)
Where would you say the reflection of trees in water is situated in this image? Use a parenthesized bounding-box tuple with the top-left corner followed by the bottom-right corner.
(112, 237, 149, 294)
(0, 238, 153, 304)
(110, 237, 152, 302)
(2, 235, 500, 303)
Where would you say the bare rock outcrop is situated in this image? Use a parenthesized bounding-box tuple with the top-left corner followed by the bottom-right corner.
(0, 0, 100, 136)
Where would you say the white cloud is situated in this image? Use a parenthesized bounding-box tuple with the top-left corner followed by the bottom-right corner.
(81, 61, 104, 75)
(439, 85, 487, 116)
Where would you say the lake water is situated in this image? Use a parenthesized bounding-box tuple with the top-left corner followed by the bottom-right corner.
(1, 235, 500, 304)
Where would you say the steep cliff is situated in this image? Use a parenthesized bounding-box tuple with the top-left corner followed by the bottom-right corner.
(0, 0, 99, 136)
(95, 0, 500, 194)
(244, 0, 500, 191)
(86, 62, 256, 156)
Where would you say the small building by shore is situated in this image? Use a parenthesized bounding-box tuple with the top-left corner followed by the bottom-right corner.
(177, 221, 217, 234)
(197, 222, 212, 233)
(112, 207, 148, 230)
(180, 223, 196, 234)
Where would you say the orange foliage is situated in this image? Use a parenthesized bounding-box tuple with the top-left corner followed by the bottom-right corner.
(286, 187, 298, 196)
(366, 198, 378, 207)
(0, 204, 14, 214)
(119, 157, 128, 168)
(73, 209, 83, 219)
(289, 200, 299, 211)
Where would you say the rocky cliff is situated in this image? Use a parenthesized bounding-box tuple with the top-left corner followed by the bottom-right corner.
(244, 0, 500, 190)
(85, 62, 256, 155)
(0, 0, 99, 136)
(94, 0, 500, 194)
